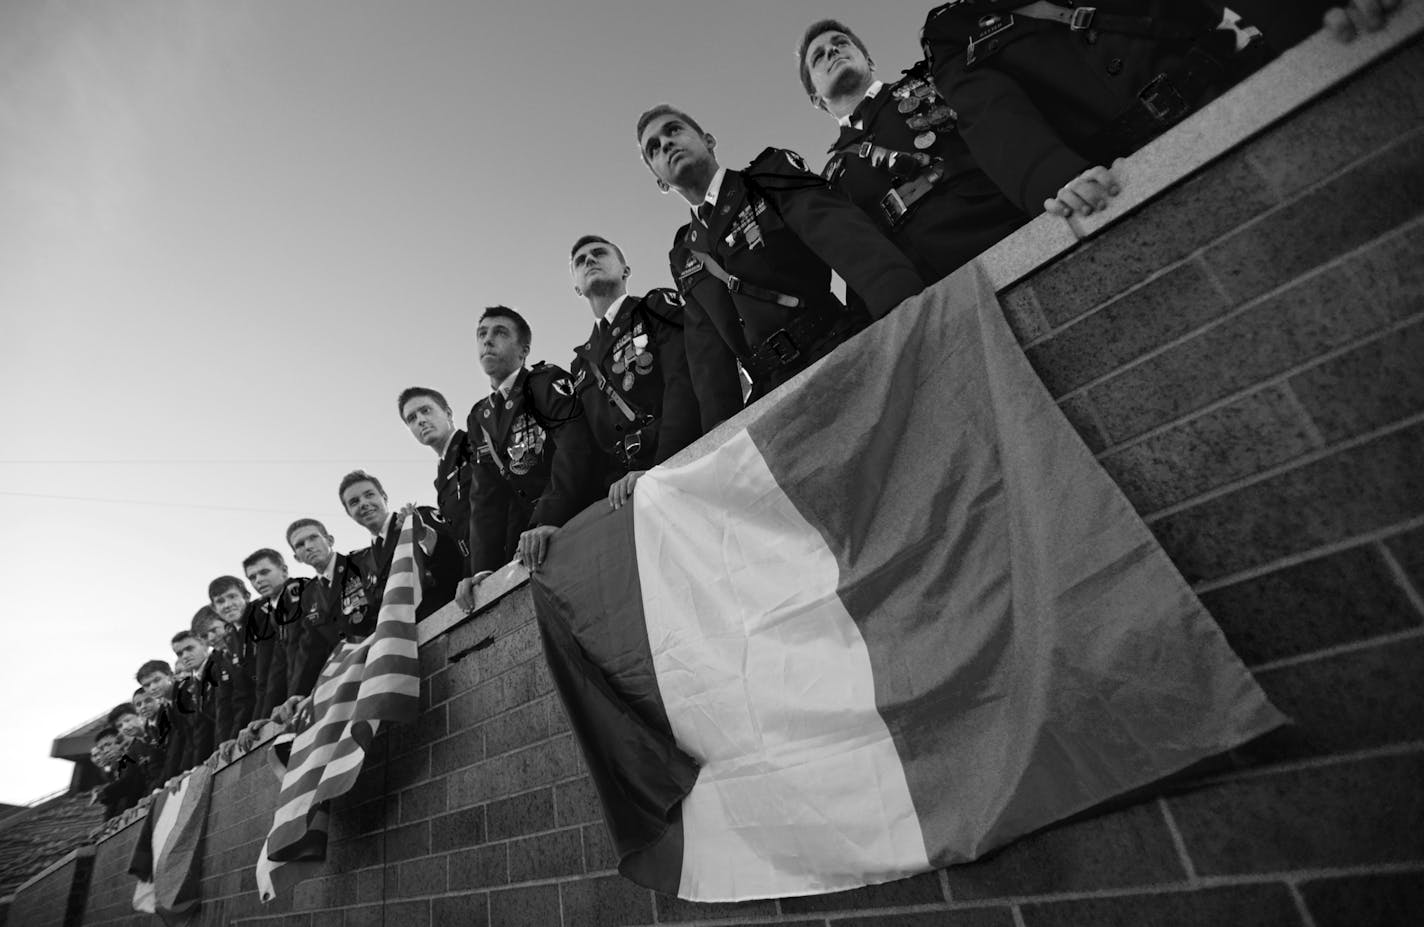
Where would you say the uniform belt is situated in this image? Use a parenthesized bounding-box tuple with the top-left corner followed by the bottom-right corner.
(743, 302, 862, 385)
(1011, 2, 1204, 41)
(1092, 45, 1227, 154)
(691, 249, 803, 309)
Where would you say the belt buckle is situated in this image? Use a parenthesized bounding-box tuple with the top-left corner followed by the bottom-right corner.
(1139, 74, 1187, 121)
(726, 274, 744, 295)
(620, 432, 642, 463)
(1069, 6, 1096, 31)
(766, 329, 800, 365)
(880, 188, 909, 226)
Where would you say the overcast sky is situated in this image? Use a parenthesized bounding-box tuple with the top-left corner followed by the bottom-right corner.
(0, 1, 933, 803)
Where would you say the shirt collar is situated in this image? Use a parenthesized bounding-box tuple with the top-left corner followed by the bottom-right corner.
(320, 554, 338, 584)
(690, 166, 728, 219)
(437, 429, 458, 458)
(837, 79, 884, 128)
(602, 293, 631, 326)
(493, 367, 523, 398)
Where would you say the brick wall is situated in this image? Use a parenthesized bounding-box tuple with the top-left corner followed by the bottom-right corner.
(35, 26, 1423, 927)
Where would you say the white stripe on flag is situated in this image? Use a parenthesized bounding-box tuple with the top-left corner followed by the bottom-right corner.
(634, 430, 929, 901)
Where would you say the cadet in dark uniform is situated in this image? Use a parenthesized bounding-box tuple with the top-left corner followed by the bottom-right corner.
(397, 387, 474, 570)
(515, 235, 704, 569)
(285, 518, 367, 697)
(204, 576, 254, 743)
(920, 0, 1258, 216)
(237, 548, 307, 746)
(799, 19, 1029, 283)
(454, 307, 578, 608)
(339, 469, 464, 629)
(636, 105, 926, 430)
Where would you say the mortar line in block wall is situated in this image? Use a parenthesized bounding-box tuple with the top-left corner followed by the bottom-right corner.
(1287, 881, 1321, 927)
(1156, 798, 1201, 884)
(1050, 212, 1424, 412)
(1190, 513, 1424, 595)
(1251, 626, 1424, 674)
(1139, 405, 1424, 524)
(1010, 903, 1030, 927)
(1375, 542, 1424, 622)
(1191, 740, 1424, 789)
(1275, 381, 1331, 451)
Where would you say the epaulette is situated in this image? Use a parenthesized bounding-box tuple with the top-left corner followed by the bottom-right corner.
(745, 147, 824, 194)
(642, 287, 685, 326)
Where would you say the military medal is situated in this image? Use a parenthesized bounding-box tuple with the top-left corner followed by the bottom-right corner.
(897, 96, 921, 114)
(914, 131, 937, 149)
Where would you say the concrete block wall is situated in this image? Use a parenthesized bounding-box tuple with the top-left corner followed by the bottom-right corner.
(16, 23, 1420, 927)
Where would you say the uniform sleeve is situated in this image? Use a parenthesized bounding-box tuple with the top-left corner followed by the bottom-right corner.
(468, 453, 512, 573)
(532, 383, 601, 528)
(672, 242, 745, 431)
(755, 150, 926, 320)
(648, 291, 703, 462)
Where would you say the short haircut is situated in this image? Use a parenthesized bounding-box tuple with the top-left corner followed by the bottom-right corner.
(242, 548, 286, 571)
(338, 469, 386, 503)
(190, 605, 219, 634)
(570, 235, 625, 263)
(132, 687, 146, 699)
(107, 703, 139, 726)
(95, 726, 119, 743)
(397, 386, 452, 419)
(798, 19, 871, 98)
(285, 517, 330, 546)
(135, 660, 172, 683)
(635, 104, 706, 160)
(171, 629, 200, 646)
(479, 306, 531, 349)
(207, 575, 247, 602)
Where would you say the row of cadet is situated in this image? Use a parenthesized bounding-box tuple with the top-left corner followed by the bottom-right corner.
(84, 0, 1402, 819)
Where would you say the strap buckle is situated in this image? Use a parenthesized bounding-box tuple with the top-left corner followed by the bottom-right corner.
(618, 431, 643, 465)
(880, 188, 909, 225)
(1069, 6, 1096, 31)
(765, 330, 801, 365)
(1138, 74, 1188, 121)
(726, 274, 745, 295)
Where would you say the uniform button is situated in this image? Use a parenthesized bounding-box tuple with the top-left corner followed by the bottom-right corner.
(1106, 57, 1124, 76)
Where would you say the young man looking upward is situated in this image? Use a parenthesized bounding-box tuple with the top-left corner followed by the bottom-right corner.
(398, 387, 475, 569)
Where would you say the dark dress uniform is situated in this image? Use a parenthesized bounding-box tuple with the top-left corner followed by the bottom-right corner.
(465, 363, 578, 572)
(349, 505, 464, 634)
(672, 147, 926, 429)
(539, 290, 702, 528)
(287, 552, 366, 697)
(244, 580, 307, 724)
(823, 64, 1029, 282)
(434, 429, 475, 569)
(211, 635, 255, 743)
(921, 0, 1252, 213)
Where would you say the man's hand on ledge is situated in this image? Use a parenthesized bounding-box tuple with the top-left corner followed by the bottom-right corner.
(236, 721, 265, 753)
(518, 526, 558, 571)
(1326, 0, 1403, 42)
(608, 470, 646, 511)
(270, 695, 303, 726)
(1044, 164, 1121, 218)
(455, 571, 494, 612)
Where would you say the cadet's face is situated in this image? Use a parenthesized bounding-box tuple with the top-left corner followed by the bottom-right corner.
(116, 713, 145, 739)
(804, 31, 871, 102)
(640, 115, 714, 189)
(245, 557, 288, 601)
(91, 736, 120, 766)
(201, 618, 229, 650)
(288, 524, 335, 570)
(476, 318, 528, 381)
(341, 480, 389, 533)
(210, 587, 249, 623)
(571, 242, 629, 296)
(139, 671, 172, 700)
(171, 637, 208, 673)
(401, 397, 454, 448)
(134, 693, 158, 719)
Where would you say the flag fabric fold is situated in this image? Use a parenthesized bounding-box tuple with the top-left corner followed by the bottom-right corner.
(255, 513, 424, 901)
(128, 764, 214, 924)
(532, 262, 1286, 902)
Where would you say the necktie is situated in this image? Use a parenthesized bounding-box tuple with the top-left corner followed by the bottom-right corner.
(696, 202, 712, 225)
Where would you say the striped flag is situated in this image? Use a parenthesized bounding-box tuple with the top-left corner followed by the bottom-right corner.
(129, 764, 214, 923)
(531, 263, 1286, 902)
(255, 513, 424, 901)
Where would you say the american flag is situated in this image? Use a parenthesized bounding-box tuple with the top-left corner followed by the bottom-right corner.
(255, 513, 424, 901)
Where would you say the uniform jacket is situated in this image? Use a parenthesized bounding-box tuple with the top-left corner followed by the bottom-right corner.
(349, 505, 464, 631)
(242, 579, 307, 724)
(671, 147, 925, 427)
(434, 429, 475, 567)
(824, 63, 1028, 281)
(922, 0, 1232, 211)
(539, 290, 702, 528)
(465, 363, 578, 572)
(288, 552, 363, 697)
(212, 636, 255, 743)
